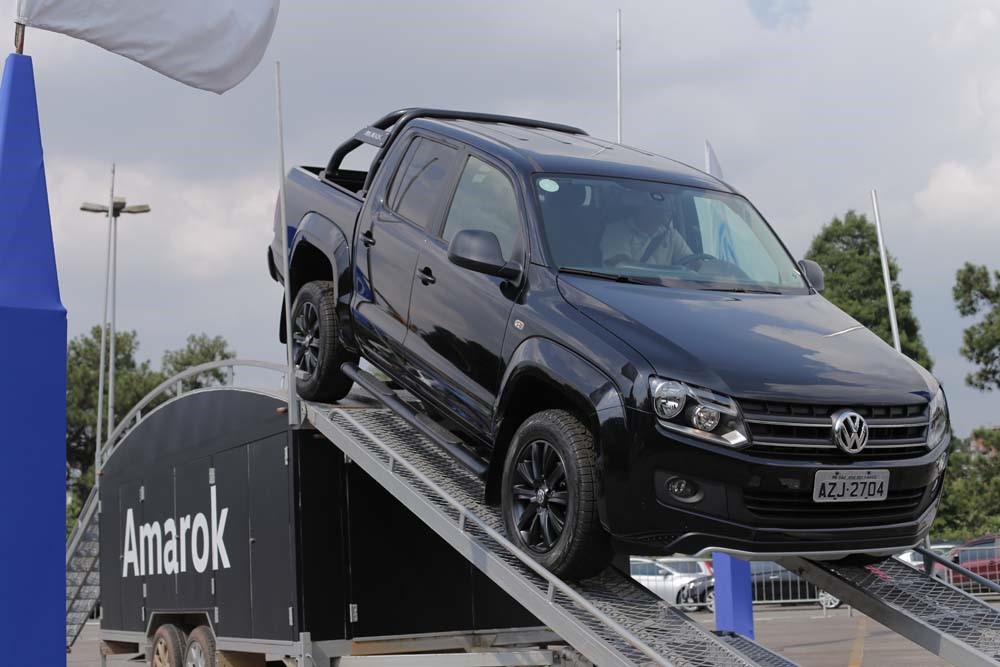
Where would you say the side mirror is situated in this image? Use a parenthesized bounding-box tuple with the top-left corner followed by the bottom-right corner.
(799, 259, 825, 292)
(448, 229, 522, 280)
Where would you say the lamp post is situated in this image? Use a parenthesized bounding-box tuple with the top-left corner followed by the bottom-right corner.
(81, 175, 150, 472)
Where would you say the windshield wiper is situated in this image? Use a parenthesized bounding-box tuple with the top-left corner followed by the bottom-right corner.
(557, 267, 663, 286)
(699, 286, 782, 295)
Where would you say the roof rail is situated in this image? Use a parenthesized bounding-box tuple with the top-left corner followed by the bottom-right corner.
(322, 108, 588, 192)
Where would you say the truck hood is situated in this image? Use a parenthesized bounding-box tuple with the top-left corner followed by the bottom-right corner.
(557, 275, 934, 404)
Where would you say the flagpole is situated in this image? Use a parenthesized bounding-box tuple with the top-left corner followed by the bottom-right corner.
(871, 189, 902, 353)
(616, 9, 622, 143)
(275, 61, 300, 426)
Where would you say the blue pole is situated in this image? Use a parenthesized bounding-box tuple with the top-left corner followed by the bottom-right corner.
(713, 552, 754, 639)
(0, 53, 66, 663)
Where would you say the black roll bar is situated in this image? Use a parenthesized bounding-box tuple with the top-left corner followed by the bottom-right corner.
(321, 108, 588, 193)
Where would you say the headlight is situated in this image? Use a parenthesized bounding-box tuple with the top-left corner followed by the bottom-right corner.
(649, 377, 749, 448)
(928, 388, 949, 446)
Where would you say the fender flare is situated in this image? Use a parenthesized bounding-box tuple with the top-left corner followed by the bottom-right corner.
(279, 213, 354, 344)
(486, 337, 628, 522)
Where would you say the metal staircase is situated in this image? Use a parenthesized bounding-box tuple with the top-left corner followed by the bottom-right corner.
(66, 486, 100, 650)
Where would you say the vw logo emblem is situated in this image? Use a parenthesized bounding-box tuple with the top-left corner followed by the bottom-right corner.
(832, 410, 869, 454)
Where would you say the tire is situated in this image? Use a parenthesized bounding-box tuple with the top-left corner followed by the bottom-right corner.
(677, 591, 701, 613)
(817, 590, 842, 609)
(183, 625, 216, 667)
(289, 281, 358, 403)
(705, 588, 716, 614)
(150, 624, 185, 667)
(500, 409, 611, 579)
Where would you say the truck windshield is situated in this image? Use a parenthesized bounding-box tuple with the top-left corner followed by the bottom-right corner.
(534, 175, 808, 293)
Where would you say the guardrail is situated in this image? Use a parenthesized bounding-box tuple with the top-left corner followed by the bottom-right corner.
(919, 544, 1000, 598)
(95, 359, 289, 470)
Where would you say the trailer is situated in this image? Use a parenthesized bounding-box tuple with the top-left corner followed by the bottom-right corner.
(66, 360, 1000, 666)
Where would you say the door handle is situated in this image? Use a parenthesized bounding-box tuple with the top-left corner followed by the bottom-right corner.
(362, 230, 376, 247)
(417, 266, 436, 285)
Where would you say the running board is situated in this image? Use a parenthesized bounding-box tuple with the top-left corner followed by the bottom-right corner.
(305, 400, 799, 667)
(341, 363, 488, 478)
(778, 556, 1000, 667)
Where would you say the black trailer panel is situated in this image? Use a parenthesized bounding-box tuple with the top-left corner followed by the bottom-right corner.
(100, 389, 538, 648)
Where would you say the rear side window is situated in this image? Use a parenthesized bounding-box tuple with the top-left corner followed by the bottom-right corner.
(442, 156, 522, 261)
(388, 137, 459, 229)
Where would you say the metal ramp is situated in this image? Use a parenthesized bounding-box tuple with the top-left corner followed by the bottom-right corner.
(306, 403, 799, 667)
(780, 556, 1000, 667)
(66, 486, 100, 650)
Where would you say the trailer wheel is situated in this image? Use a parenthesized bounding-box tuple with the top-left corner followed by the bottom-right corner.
(501, 409, 611, 579)
(290, 280, 358, 403)
(150, 624, 185, 667)
(183, 625, 216, 667)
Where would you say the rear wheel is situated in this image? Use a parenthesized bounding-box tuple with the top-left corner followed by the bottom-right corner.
(150, 624, 185, 667)
(183, 625, 216, 667)
(290, 281, 357, 403)
(500, 409, 611, 579)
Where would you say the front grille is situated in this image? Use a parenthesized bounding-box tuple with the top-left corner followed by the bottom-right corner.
(743, 487, 926, 525)
(739, 399, 929, 460)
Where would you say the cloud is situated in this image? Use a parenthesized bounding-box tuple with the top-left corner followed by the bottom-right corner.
(915, 157, 1000, 230)
(745, 0, 811, 28)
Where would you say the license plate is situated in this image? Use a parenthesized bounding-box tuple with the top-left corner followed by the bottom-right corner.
(812, 469, 889, 503)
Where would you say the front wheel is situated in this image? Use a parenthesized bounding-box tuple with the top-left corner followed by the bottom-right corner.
(500, 409, 611, 579)
(289, 281, 357, 403)
(705, 588, 716, 614)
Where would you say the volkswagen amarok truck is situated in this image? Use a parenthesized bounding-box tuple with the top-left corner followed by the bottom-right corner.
(268, 109, 949, 578)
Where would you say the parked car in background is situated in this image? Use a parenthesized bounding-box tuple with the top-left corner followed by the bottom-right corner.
(630, 557, 711, 610)
(897, 542, 958, 571)
(680, 561, 842, 612)
(933, 536, 1000, 593)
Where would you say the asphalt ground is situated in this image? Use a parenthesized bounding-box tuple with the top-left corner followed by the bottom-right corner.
(69, 601, 1000, 666)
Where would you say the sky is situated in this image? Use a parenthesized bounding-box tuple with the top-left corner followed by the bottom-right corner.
(6, 0, 999, 436)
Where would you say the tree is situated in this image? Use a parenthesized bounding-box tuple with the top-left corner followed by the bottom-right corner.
(932, 433, 1000, 541)
(953, 263, 1000, 391)
(66, 328, 235, 532)
(805, 211, 933, 369)
(162, 333, 236, 391)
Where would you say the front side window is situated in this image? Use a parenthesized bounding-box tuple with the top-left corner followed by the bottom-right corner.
(442, 156, 522, 261)
(388, 137, 459, 229)
(534, 174, 807, 293)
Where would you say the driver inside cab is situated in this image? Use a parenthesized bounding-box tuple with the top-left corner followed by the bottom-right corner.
(601, 200, 692, 267)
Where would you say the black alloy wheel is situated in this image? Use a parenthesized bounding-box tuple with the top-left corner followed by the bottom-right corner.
(510, 439, 570, 552)
(501, 409, 611, 579)
(288, 281, 357, 403)
(292, 301, 321, 379)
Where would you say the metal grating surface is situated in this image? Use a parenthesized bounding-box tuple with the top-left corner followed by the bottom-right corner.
(782, 555, 1000, 666)
(712, 632, 799, 667)
(315, 404, 796, 667)
(65, 488, 101, 650)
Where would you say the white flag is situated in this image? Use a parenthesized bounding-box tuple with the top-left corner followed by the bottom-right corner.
(17, 0, 279, 94)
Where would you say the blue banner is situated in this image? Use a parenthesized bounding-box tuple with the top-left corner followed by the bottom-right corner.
(0, 53, 66, 663)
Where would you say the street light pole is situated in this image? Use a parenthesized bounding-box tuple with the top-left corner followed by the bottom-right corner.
(81, 185, 151, 466)
(93, 165, 115, 473)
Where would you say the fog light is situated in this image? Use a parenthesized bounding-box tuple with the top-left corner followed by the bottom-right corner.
(688, 405, 721, 432)
(667, 477, 699, 500)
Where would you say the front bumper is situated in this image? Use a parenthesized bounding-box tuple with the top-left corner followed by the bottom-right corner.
(598, 408, 947, 558)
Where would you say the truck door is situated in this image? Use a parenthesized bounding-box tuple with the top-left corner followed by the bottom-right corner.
(353, 135, 461, 378)
(404, 153, 525, 436)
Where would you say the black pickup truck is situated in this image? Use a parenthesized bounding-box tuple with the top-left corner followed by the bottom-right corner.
(269, 108, 949, 578)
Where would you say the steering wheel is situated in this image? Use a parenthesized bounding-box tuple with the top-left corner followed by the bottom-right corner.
(675, 253, 718, 267)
